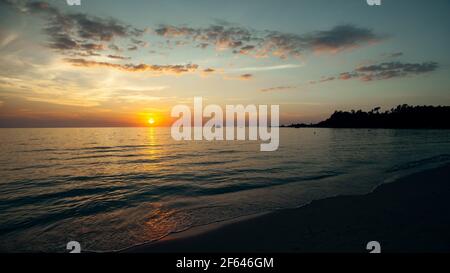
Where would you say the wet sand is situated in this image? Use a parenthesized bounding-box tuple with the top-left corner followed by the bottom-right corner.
(127, 164, 450, 253)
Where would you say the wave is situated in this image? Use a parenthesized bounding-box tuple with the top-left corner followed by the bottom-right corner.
(387, 154, 450, 173)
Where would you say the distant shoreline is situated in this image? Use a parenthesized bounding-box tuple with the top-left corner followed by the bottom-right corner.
(284, 105, 450, 129)
(282, 126, 450, 129)
(126, 163, 450, 253)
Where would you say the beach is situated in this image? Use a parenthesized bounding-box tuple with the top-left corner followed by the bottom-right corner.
(127, 163, 450, 253)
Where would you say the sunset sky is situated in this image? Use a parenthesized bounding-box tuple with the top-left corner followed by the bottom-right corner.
(0, 0, 449, 127)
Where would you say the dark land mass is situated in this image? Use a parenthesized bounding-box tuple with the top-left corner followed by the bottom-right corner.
(127, 164, 450, 253)
(284, 105, 450, 129)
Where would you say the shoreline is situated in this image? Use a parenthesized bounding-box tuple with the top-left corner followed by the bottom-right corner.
(126, 163, 450, 253)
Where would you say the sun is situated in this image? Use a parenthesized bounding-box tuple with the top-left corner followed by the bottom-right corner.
(148, 118, 155, 125)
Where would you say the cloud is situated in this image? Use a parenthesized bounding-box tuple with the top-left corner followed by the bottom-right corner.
(382, 52, 403, 58)
(154, 25, 197, 38)
(200, 68, 216, 77)
(314, 61, 439, 83)
(3, 1, 145, 58)
(356, 62, 438, 74)
(69, 14, 137, 41)
(3, 1, 385, 65)
(80, 43, 105, 51)
(231, 64, 303, 72)
(1, 0, 389, 89)
(64, 58, 199, 75)
(108, 44, 123, 52)
(154, 23, 383, 59)
(240, 74, 253, 80)
(197, 43, 209, 49)
(319, 76, 336, 83)
(131, 38, 149, 47)
(47, 11, 143, 42)
(107, 54, 131, 60)
(305, 24, 382, 53)
(155, 24, 254, 51)
(260, 24, 382, 58)
(338, 72, 359, 80)
(355, 61, 439, 81)
(233, 45, 255, 55)
(260, 86, 294, 92)
(67, 51, 101, 57)
(203, 68, 215, 73)
(0, 30, 18, 48)
(25, 96, 100, 107)
(223, 73, 254, 81)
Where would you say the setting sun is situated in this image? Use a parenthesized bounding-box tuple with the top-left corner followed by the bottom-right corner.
(148, 118, 155, 125)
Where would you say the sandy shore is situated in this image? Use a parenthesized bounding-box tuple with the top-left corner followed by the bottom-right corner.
(127, 164, 450, 253)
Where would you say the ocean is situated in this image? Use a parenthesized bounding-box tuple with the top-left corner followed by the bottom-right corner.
(0, 128, 449, 252)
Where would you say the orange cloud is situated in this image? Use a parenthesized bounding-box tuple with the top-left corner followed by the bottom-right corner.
(64, 58, 199, 74)
(240, 73, 253, 80)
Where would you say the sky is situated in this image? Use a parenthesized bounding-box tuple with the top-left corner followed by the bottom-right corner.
(0, 0, 449, 127)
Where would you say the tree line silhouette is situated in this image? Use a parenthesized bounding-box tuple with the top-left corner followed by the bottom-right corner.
(285, 105, 450, 129)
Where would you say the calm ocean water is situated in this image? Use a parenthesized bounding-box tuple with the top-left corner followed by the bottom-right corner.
(0, 128, 450, 252)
